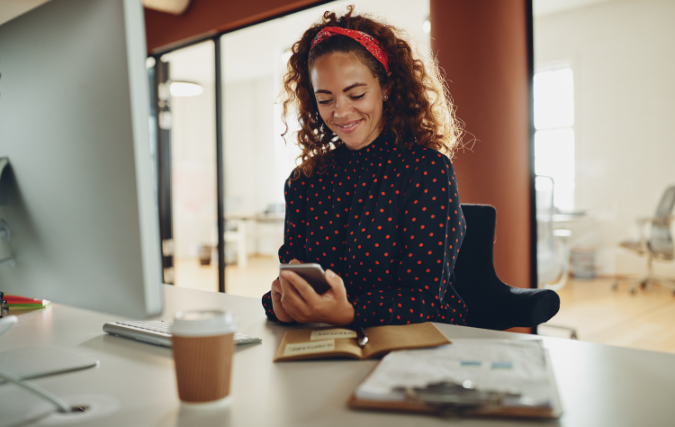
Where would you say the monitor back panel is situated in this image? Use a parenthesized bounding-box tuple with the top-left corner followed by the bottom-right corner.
(0, 0, 163, 318)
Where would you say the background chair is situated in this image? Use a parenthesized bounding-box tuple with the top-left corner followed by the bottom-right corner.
(615, 185, 675, 295)
(535, 176, 572, 290)
(453, 204, 560, 331)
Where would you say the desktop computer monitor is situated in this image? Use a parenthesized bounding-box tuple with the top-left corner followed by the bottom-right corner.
(0, 0, 163, 318)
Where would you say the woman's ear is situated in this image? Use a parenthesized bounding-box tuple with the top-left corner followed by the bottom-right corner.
(383, 86, 392, 102)
(383, 77, 393, 101)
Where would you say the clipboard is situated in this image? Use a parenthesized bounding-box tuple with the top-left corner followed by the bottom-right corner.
(348, 342, 563, 419)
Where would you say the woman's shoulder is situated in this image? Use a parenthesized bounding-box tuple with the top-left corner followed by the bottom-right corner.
(283, 168, 309, 195)
(392, 141, 454, 174)
(283, 166, 330, 195)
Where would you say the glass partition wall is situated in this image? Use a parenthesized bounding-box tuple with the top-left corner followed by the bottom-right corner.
(221, 22, 294, 297)
(151, 1, 431, 295)
(533, 0, 675, 351)
(159, 41, 218, 292)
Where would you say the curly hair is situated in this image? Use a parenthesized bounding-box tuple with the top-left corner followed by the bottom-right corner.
(281, 5, 462, 178)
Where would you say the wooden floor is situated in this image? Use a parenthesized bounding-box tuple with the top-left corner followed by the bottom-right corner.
(174, 255, 277, 299)
(540, 277, 675, 354)
(174, 256, 675, 354)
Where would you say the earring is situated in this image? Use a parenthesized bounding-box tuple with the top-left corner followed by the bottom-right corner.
(384, 95, 388, 101)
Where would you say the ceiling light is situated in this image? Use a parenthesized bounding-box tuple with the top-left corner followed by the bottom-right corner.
(170, 81, 203, 97)
(422, 19, 431, 34)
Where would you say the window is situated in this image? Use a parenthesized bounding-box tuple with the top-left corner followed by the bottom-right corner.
(534, 66, 575, 212)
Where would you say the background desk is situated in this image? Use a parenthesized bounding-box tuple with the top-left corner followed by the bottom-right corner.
(1, 285, 675, 426)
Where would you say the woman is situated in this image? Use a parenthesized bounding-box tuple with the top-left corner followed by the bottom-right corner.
(262, 6, 467, 328)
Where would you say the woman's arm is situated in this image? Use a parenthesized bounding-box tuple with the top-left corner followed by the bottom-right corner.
(262, 171, 308, 323)
(350, 151, 467, 327)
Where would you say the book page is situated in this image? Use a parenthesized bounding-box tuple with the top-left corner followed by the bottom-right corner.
(274, 327, 363, 361)
(283, 339, 336, 357)
(362, 323, 451, 359)
(310, 329, 357, 340)
(274, 323, 451, 362)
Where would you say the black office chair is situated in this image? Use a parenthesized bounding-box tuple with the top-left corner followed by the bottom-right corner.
(453, 204, 560, 331)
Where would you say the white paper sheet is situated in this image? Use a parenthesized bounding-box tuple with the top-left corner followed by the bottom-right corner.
(356, 339, 555, 408)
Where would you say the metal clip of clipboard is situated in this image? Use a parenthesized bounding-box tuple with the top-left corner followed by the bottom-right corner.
(397, 380, 523, 418)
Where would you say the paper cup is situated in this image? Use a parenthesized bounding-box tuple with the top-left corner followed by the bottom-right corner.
(171, 310, 237, 404)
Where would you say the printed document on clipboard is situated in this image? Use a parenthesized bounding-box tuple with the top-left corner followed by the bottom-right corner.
(349, 339, 563, 418)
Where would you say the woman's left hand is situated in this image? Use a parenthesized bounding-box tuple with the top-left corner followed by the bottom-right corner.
(279, 269, 355, 325)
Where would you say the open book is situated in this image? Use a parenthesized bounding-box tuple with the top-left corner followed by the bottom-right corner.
(273, 322, 451, 362)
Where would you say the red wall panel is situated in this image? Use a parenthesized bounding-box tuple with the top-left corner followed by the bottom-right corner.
(430, 0, 532, 293)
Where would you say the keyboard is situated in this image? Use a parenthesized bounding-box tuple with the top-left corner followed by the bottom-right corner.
(103, 320, 262, 348)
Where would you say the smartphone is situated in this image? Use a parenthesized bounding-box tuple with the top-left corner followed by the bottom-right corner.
(279, 263, 331, 295)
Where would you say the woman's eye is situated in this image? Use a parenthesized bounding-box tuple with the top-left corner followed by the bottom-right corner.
(351, 93, 366, 100)
(318, 99, 332, 105)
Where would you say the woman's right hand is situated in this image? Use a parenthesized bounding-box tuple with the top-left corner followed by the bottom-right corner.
(271, 259, 299, 323)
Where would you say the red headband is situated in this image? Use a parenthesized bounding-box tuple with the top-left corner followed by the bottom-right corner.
(310, 26, 389, 72)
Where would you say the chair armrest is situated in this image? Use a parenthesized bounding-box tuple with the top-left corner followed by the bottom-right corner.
(637, 216, 675, 224)
(467, 284, 560, 331)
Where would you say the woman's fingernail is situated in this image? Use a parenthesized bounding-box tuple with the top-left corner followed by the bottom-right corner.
(327, 270, 335, 280)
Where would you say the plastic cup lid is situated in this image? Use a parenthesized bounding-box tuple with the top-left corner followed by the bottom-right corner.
(171, 309, 237, 337)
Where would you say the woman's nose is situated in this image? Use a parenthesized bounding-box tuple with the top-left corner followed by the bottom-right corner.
(333, 98, 351, 118)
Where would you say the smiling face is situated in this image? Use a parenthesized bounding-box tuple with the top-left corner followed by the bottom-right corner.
(310, 52, 387, 151)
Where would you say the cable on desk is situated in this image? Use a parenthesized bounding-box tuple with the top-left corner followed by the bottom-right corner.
(0, 367, 72, 413)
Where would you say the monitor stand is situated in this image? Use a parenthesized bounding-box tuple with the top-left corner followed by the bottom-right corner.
(1, 316, 98, 382)
(0, 315, 17, 336)
(0, 317, 103, 421)
(0, 346, 98, 384)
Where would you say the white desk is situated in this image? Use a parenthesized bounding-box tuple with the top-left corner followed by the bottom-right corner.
(224, 213, 285, 268)
(1, 285, 675, 427)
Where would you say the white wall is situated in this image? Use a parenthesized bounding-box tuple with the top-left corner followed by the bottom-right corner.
(224, 77, 283, 256)
(535, 0, 675, 276)
(171, 83, 217, 259)
(224, 78, 278, 214)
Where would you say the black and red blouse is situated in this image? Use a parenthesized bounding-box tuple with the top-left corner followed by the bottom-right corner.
(261, 131, 468, 328)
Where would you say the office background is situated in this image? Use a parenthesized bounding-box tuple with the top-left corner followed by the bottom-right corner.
(1, 0, 673, 350)
(147, 0, 675, 349)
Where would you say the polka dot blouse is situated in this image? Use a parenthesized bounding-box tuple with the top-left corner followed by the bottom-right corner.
(261, 131, 468, 327)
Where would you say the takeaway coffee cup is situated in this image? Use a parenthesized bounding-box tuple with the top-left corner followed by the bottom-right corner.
(171, 309, 237, 405)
